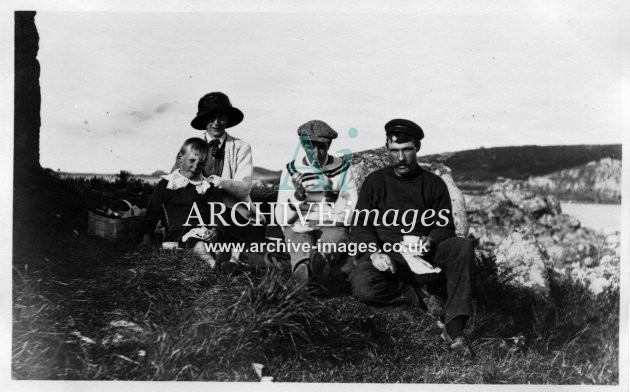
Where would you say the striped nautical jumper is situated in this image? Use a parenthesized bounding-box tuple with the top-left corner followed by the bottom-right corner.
(274, 154, 359, 227)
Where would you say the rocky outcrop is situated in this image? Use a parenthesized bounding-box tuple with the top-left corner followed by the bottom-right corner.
(351, 148, 469, 237)
(486, 180, 562, 217)
(538, 226, 620, 295)
(493, 227, 550, 296)
(468, 179, 620, 295)
(466, 179, 566, 249)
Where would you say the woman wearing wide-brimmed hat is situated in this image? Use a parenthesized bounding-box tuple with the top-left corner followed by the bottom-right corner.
(173, 92, 265, 270)
(188, 92, 250, 201)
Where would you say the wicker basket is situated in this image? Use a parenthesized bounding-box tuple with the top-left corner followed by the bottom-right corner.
(87, 200, 144, 240)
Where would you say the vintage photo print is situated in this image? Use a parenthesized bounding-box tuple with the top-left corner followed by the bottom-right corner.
(3, 0, 628, 390)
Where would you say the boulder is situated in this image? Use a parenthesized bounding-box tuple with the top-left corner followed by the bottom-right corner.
(537, 213, 580, 231)
(350, 148, 469, 237)
(487, 179, 562, 219)
(518, 195, 548, 219)
(468, 225, 507, 249)
(465, 193, 505, 214)
(488, 179, 534, 205)
(544, 195, 562, 215)
(493, 227, 550, 296)
(552, 214, 581, 231)
(430, 164, 469, 238)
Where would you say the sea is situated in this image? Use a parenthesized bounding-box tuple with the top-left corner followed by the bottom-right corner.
(561, 202, 621, 233)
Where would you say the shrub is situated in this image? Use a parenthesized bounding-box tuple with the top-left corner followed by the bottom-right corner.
(115, 170, 133, 186)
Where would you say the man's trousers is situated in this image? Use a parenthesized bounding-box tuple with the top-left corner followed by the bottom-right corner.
(350, 237, 474, 324)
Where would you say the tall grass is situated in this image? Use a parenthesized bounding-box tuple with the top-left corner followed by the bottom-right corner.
(12, 169, 620, 382)
(13, 246, 619, 382)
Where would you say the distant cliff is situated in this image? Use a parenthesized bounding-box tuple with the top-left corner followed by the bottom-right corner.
(526, 158, 621, 203)
(418, 144, 621, 182)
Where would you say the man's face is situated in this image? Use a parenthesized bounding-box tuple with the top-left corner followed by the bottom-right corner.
(387, 139, 419, 177)
(179, 148, 207, 179)
(303, 140, 330, 166)
(206, 112, 229, 138)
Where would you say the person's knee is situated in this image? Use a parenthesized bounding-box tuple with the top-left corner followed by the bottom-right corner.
(351, 275, 374, 303)
(350, 262, 379, 303)
(440, 237, 472, 253)
(317, 228, 350, 264)
(282, 227, 316, 245)
(454, 237, 474, 255)
(439, 237, 475, 266)
(319, 227, 349, 245)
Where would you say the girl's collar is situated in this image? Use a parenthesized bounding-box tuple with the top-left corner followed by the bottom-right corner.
(161, 170, 212, 194)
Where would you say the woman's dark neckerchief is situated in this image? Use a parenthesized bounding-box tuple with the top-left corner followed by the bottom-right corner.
(208, 138, 225, 160)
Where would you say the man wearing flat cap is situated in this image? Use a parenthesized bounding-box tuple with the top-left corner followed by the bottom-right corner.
(350, 119, 475, 357)
(275, 120, 358, 285)
(173, 92, 262, 269)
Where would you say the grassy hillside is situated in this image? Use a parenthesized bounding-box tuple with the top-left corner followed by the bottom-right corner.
(12, 169, 619, 383)
(418, 144, 621, 182)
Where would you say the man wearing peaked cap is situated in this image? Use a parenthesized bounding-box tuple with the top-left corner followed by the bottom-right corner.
(384, 118, 424, 141)
(350, 118, 475, 358)
(275, 120, 358, 286)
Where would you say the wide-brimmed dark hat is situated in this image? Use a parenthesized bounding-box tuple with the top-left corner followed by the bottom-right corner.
(191, 92, 244, 130)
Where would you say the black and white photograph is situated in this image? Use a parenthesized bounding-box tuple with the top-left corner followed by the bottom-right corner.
(4, 0, 628, 388)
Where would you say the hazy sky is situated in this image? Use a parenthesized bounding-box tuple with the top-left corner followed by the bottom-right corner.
(35, 2, 627, 173)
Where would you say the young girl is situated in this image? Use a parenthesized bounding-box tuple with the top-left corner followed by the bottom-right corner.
(139, 137, 221, 267)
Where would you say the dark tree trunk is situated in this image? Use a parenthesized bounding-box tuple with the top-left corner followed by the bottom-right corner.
(14, 11, 41, 173)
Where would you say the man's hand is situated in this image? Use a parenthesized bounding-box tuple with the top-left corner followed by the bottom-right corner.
(291, 172, 307, 200)
(302, 174, 333, 191)
(290, 172, 305, 189)
(370, 252, 396, 273)
(206, 175, 222, 188)
(419, 236, 434, 257)
(138, 234, 152, 250)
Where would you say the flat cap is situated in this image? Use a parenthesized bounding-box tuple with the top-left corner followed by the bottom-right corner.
(297, 120, 338, 143)
(385, 118, 424, 141)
